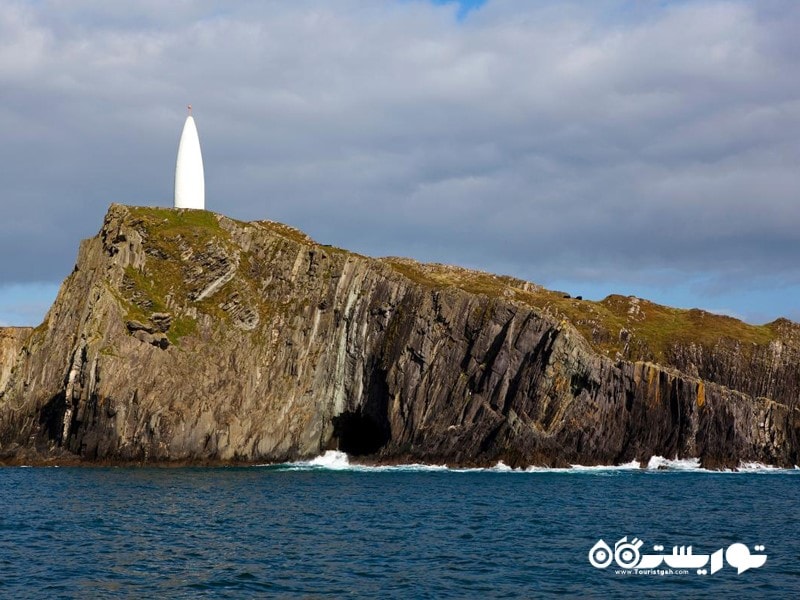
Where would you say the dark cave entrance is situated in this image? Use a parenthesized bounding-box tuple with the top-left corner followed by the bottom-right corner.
(332, 410, 390, 456)
(38, 392, 69, 444)
(332, 368, 391, 456)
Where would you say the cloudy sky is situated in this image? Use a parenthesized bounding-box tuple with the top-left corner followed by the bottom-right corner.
(1, 0, 798, 326)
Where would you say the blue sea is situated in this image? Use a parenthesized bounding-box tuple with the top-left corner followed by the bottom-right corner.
(1, 452, 798, 598)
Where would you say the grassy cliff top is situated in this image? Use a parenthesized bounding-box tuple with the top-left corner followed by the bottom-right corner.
(119, 205, 796, 362)
(381, 258, 792, 361)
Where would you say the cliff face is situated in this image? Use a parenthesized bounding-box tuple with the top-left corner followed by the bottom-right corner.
(0, 205, 798, 467)
(0, 327, 33, 394)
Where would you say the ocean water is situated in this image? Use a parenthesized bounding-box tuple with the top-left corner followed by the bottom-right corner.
(1, 453, 798, 598)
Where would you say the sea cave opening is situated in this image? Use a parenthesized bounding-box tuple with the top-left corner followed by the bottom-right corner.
(332, 409, 390, 456)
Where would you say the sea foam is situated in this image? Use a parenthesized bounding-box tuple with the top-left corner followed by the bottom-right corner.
(266, 451, 797, 474)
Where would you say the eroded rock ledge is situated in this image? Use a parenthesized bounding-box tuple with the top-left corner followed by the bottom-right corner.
(0, 327, 32, 394)
(0, 205, 798, 468)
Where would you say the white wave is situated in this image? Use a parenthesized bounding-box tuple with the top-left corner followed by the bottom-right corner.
(279, 450, 451, 473)
(725, 461, 790, 473)
(262, 451, 798, 474)
(306, 450, 351, 470)
(569, 460, 643, 472)
(520, 461, 642, 474)
(281, 453, 561, 473)
(636, 456, 795, 473)
(645, 456, 702, 471)
(645, 458, 798, 473)
(520, 465, 573, 473)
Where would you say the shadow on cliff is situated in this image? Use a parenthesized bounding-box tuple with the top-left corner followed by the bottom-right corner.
(332, 370, 391, 456)
(38, 392, 68, 445)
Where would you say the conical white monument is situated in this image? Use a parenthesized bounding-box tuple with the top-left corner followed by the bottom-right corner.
(174, 105, 205, 210)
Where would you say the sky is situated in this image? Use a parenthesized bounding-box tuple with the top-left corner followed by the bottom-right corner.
(0, 0, 798, 326)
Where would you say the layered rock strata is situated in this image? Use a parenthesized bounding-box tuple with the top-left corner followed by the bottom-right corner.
(0, 327, 33, 394)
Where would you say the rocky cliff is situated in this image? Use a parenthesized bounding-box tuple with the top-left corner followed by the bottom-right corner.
(0, 204, 798, 467)
(0, 327, 32, 394)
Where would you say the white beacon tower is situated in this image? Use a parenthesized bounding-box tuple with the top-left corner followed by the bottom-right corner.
(174, 105, 205, 210)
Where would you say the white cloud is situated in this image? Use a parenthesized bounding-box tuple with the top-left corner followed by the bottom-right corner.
(1, 0, 799, 322)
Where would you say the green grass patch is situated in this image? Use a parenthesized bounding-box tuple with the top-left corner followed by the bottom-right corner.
(255, 220, 313, 245)
(128, 206, 221, 231)
(166, 316, 197, 345)
(123, 265, 169, 314)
